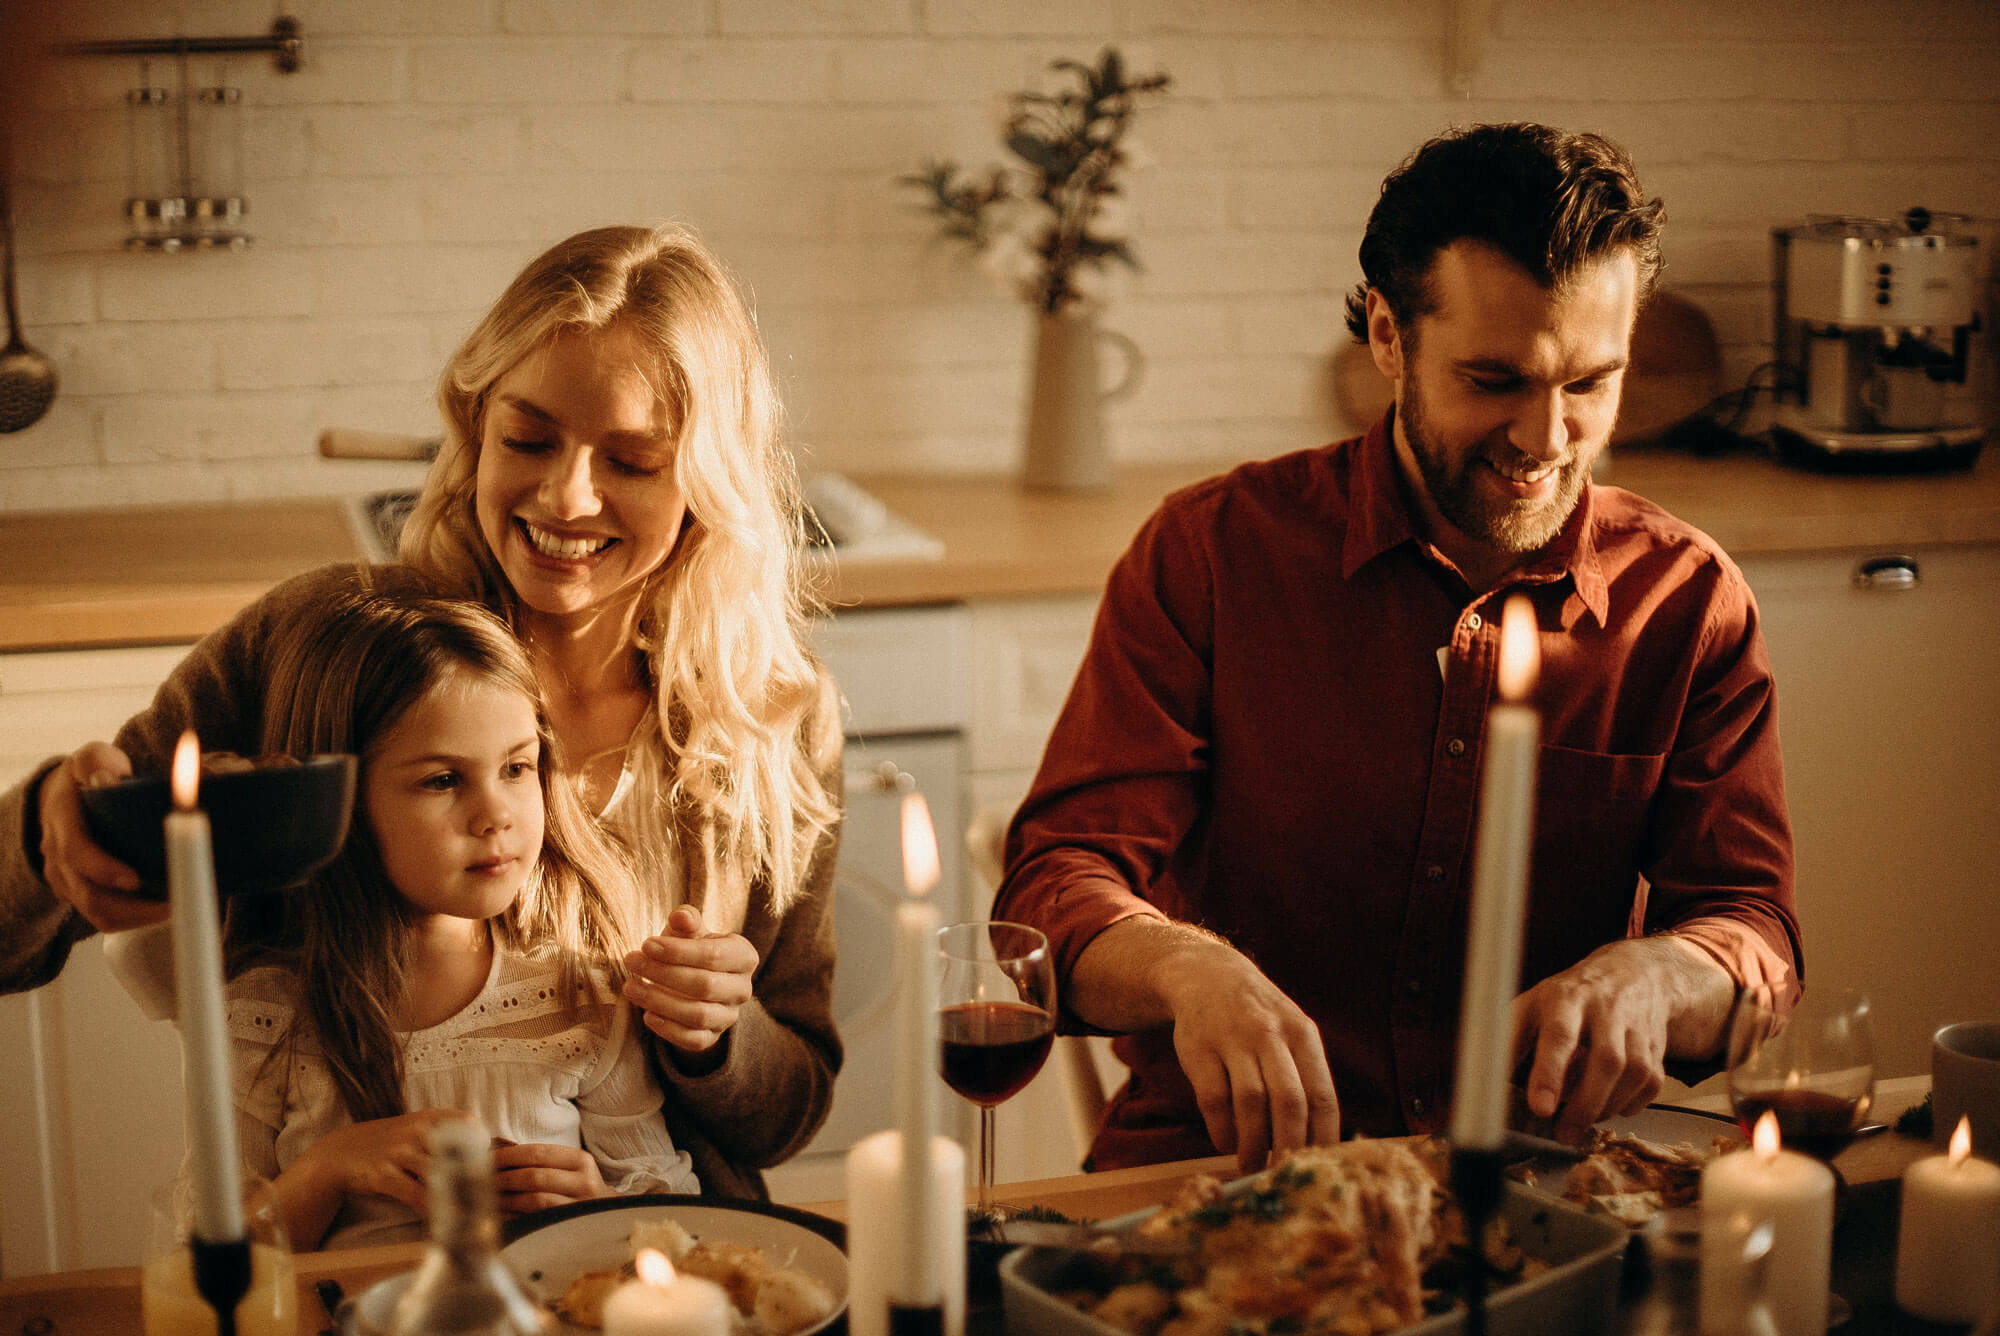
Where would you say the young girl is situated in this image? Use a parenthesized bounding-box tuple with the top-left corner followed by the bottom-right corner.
(224, 582, 699, 1251)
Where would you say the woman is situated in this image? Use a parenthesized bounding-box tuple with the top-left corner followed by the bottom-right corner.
(0, 225, 844, 1197)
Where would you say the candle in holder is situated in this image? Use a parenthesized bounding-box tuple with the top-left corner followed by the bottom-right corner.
(167, 731, 244, 1246)
(1895, 1115, 2000, 1322)
(1699, 1110, 1833, 1336)
(602, 1249, 731, 1336)
(844, 791, 965, 1336)
(1450, 594, 1539, 1152)
(893, 792, 943, 1313)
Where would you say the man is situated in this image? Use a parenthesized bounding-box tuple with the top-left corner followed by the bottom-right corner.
(992, 123, 1801, 1174)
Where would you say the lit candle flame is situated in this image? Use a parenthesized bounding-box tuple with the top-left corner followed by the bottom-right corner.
(1753, 1108, 1781, 1159)
(1950, 1114, 1972, 1166)
(900, 791, 939, 897)
(1496, 596, 1539, 702)
(635, 1247, 676, 1287)
(170, 730, 201, 811)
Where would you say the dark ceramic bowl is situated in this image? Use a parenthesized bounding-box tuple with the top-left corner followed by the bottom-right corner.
(79, 753, 358, 897)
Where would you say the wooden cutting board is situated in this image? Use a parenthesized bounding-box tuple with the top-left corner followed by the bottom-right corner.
(1331, 289, 1725, 445)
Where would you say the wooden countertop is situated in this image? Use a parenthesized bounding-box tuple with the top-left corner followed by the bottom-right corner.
(4, 446, 1999, 652)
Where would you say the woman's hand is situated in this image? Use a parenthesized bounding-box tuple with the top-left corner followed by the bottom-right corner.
(623, 904, 758, 1055)
(492, 1141, 614, 1216)
(37, 742, 166, 933)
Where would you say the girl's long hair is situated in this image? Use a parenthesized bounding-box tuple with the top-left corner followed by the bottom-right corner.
(399, 223, 836, 922)
(227, 586, 637, 1123)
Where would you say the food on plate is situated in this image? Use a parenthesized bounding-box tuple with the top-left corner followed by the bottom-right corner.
(81, 750, 304, 786)
(1556, 1127, 1740, 1225)
(1046, 1137, 1547, 1336)
(550, 1217, 836, 1334)
(195, 751, 303, 774)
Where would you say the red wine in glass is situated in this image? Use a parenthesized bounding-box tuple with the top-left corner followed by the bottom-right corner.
(1732, 1087, 1872, 1161)
(940, 999, 1054, 1107)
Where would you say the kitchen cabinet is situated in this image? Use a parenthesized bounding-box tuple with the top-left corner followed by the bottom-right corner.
(0, 644, 194, 1279)
(967, 594, 1100, 821)
(1736, 543, 2000, 1079)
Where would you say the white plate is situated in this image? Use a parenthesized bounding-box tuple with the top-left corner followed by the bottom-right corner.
(1526, 1103, 1740, 1201)
(500, 1196, 848, 1334)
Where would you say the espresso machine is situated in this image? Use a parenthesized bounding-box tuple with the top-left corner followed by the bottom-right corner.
(1771, 208, 1990, 470)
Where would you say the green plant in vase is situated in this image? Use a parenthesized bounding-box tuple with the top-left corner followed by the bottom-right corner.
(902, 48, 1170, 490)
(902, 47, 1170, 316)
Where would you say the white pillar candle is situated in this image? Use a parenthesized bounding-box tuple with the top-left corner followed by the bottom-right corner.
(893, 793, 944, 1307)
(603, 1249, 732, 1336)
(166, 731, 244, 1244)
(845, 1129, 967, 1336)
(1699, 1111, 1833, 1336)
(1895, 1115, 2000, 1322)
(1450, 595, 1538, 1151)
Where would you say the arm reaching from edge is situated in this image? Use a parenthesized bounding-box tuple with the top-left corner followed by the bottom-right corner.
(1067, 916, 1340, 1173)
(38, 742, 167, 933)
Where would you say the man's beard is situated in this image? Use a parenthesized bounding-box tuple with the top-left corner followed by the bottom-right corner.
(1399, 373, 1589, 556)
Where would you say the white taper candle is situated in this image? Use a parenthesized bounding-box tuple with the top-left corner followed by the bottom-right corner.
(1450, 595, 1539, 1151)
(166, 730, 244, 1243)
(893, 792, 943, 1304)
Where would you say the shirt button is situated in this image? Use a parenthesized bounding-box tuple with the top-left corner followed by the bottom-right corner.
(1425, 864, 1445, 883)
(1446, 737, 1466, 758)
(1465, 612, 1483, 631)
(1406, 978, 1424, 996)
(1410, 1096, 1426, 1115)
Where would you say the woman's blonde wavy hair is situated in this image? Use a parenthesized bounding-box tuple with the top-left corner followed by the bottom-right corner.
(398, 224, 836, 920)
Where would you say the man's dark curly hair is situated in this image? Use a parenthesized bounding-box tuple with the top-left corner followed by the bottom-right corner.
(1341, 123, 1664, 344)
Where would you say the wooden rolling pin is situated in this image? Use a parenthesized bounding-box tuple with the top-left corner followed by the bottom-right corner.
(317, 427, 439, 461)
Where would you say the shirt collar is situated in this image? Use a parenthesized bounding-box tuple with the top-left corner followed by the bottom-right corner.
(1340, 407, 1610, 629)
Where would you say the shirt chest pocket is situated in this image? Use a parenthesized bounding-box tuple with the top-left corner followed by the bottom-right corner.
(1522, 744, 1667, 977)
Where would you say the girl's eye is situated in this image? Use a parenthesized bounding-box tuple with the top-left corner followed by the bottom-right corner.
(419, 771, 460, 791)
(504, 759, 538, 780)
(609, 456, 666, 479)
(499, 435, 554, 455)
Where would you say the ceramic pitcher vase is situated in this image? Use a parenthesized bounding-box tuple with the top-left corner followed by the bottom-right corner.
(1020, 308, 1143, 491)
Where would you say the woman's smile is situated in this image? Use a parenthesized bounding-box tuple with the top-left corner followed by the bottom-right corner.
(517, 518, 617, 563)
(474, 319, 690, 631)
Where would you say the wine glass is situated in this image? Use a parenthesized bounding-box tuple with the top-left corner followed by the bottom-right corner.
(1725, 981, 1874, 1328)
(936, 921, 1057, 1219)
(1726, 982, 1876, 1163)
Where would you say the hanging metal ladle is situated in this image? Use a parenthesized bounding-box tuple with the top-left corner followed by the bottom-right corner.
(0, 155, 59, 433)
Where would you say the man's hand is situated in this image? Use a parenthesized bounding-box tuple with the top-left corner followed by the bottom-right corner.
(37, 742, 166, 933)
(623, 904, 758, 1054)
(492, 1141, 615, 1216)
(1070, 919, 1339, 1173)
(1510, 935, 1735, 1143)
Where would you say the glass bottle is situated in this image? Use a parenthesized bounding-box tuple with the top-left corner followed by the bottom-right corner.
(386, 1121, 555, 1335)
(187, 70, 247, 248)
(125, 64, 184, 249)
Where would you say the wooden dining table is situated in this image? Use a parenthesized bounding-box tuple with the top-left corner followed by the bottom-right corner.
(0, 1080, 1941, 1335)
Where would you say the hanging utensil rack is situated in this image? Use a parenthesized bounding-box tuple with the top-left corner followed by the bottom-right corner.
(58, 17, 303, 73)
(56, 18, 302, 250)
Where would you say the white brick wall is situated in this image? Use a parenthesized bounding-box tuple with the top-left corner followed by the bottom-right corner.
(2, 0, 1997, 511)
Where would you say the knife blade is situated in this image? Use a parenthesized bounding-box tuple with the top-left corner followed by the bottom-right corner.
(989, 1219, 1194, 1257)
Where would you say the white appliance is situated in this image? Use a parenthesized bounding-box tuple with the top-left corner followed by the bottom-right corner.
(764, 604, 975, 1203)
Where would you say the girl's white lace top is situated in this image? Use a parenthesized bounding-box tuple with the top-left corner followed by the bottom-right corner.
(228, 946, 699, 1249)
